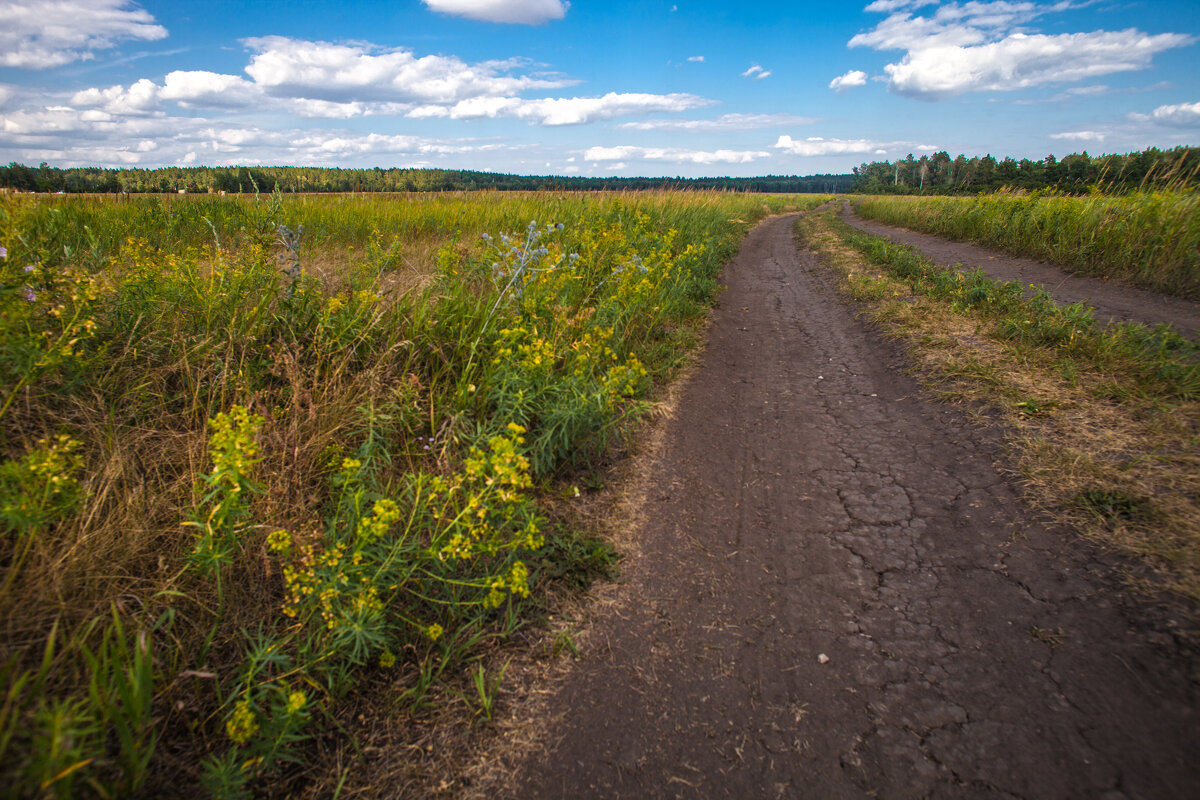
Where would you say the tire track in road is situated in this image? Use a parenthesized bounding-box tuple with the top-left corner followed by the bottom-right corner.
(511, 213, 1199, 799)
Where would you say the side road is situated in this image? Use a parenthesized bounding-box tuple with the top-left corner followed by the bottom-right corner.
(505, 212, 1199, 799)
(840, 202, 1200, 336)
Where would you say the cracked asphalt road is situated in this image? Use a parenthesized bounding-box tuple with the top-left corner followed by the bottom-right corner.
(511, 213, 1199, 799)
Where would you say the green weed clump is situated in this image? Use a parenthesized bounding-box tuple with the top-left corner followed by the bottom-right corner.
(854, 191, 1200, 299)
(0, 189, 822, 796)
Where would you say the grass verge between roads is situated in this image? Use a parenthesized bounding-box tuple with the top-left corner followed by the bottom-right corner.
(798, 205, 1200, 603)
(853, 191, 1200, 299)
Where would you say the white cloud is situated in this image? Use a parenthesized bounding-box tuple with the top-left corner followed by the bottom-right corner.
(886, 30, 1192, 99)
(1050, 130, 1106, 142)
(1065, 84, 1110, 97)
(741, 64, 771, 79)
(1, 104, 519, 167)
(70, 71, 262, 115)
(830, 70, 869, 91)
(422, 0, 568, 24)
(440, 92, 711, 125)
(160, 71, 261, 109)
(0, 0, 167, 69)
(583, 145, 771, 165)
(242, 36, 575, 105)
(850, 2, 1193, 100)
(864, 0, 936, 12)
(1130, 101, 1200, 127)
(687, 55, 705, 63)
(71, 78, 161, 115)
(774, 135, 904, 156)
(616, 113, 818, 131)
(62, 39, 711, 127)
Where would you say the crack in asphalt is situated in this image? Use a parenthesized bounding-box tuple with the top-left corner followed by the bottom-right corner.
(511, 213, 1199, 799)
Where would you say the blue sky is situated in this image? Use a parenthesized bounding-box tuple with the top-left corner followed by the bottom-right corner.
(1, 0, 1197, 176)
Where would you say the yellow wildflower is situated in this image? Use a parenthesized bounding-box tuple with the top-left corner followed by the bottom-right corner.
(226, 700, 258, 745)
(285, 691, 306, 715)
(266, 529, 292, 554)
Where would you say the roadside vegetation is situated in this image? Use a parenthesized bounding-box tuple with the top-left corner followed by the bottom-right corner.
(0, 189, 823, 798)
(798, 204, 1200, 602)
(853, 190, 1200, 298)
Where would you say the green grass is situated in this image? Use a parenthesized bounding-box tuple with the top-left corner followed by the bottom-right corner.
(853, 190, 1200, 299)
(0, 189, 824, 797)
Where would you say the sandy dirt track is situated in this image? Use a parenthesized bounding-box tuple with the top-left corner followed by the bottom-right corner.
(504, 212, 1199, 799)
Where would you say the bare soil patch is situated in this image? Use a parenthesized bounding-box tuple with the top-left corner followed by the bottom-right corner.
(841, 203, 1200, 336)
(495, 213, 1199, 798)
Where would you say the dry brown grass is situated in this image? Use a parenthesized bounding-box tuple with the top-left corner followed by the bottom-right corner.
(0, 234, 438, 651)
(799, 208, 1200, 602)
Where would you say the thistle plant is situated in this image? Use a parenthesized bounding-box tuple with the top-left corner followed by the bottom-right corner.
(276, 223, 304, 293)
(483, 220, 575, 301)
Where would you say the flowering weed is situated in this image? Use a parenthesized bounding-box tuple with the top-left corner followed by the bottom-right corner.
(0, 189, 825, 796)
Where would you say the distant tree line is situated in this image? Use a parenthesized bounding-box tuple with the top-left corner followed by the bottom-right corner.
(6, 146, 1192, 195)
(0, 162, 854, 194)
(851, 146, 1199, 195)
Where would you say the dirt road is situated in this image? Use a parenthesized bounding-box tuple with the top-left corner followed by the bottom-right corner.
(508, 213, 1199, 798)
(840, 203, 1200, 336)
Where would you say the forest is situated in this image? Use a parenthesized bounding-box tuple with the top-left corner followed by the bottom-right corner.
(0, 163, 852, 194)
(850, 145, 1198, 194)
(2, 145, 1194, 195)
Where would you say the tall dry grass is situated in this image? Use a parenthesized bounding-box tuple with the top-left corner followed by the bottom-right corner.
(0, 189, 824, 797)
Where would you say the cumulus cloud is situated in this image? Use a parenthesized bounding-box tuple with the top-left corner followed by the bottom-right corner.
(583, 145, 770, 165)
(1, 105, 517, 167)
(1050, 130, 1106, 142)
(422, 0, 568, 25)
(59, 38, 711, 128)
(433, 92, 711, 125)
(1130, 101, 1200, 127)
(616, 113, 818, 131)
(864, 0, 936, 12)
(160, 71, 261, 109)
(829, 70, 868, 91)
(70, 71, 265, 115)
(741, 64, 772, 80)
(774, 135, 907, 156)
(243, 37, 574, 105)
(884, 30, 1192, 100)
(850, 2, 1194, 100)
(71, 78, 161, 115)
(0, 0, 167, 69)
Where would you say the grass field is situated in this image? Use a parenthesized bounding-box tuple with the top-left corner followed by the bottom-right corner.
(0, 189, 824, 797)
(853, 190, 1200, 299)
(799, 204, 1200, 603)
